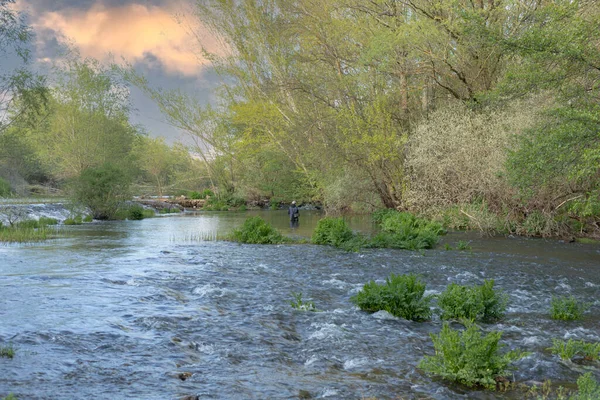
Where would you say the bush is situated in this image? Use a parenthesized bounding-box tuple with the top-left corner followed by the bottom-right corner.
(438, 279, 508, 322)
(127, 204, 145, 220)
(571, 373, 600, 400)
(549, 339, 600, 362)
(201, 188, 214, 198)
(189, 191, 202, 199)
(0, 177, 12, 197)
(312, 217, 355, 247)
(367, 210, 445, 250)
(72, 163, 132, 220)
(550, 296, 590, 321)
(419, 322, 528, 389)
(351, 273, 433, 321)
(228, 216, 289, 244)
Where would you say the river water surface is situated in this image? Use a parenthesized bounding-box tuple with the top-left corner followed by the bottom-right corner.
(1, 210, 600, 399)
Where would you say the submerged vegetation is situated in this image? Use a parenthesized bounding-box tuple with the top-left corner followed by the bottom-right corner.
(289, 292, 317, 312)
(0, 344, 15, 358)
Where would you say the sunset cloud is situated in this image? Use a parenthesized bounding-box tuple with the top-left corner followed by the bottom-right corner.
(29, 2, 214, 76)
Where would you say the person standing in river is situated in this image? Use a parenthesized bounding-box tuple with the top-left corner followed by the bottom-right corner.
(288, 200, 299, 228)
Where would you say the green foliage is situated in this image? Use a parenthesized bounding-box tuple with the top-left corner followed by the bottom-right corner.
(63, 215, 83, 225)
(550, 339, 600, 362)
(312, 217, 355, 248)
(0, 225, 50, 243)
(419, 322, 528, 390)
(228, 216, 289, 244)
(456, 241, 471, 251)
(367, 210, 445, 250)
(438, 280, 508, 323)
(2, 394, 17, 400)
(127, 204, 145, 220)
(550, 296, 590, 321)
(201, 189, 214, 198)
(571, 373, 600, 400)
(0, 344, 15, 358)
(189, 191, 202, 199)
(0, 178, 11, 196)
(290, 292, 317, 312)
(351, 273, 433, 321)
(83, 215, 93, 222)
(72, 163, 132, 220)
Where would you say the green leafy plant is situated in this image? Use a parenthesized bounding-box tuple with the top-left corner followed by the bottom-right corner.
(64, 215, 83, 225)
(571, 373, 600, 400)
(550, 296, 590, 321)
(0, 344, 15, 358)
(83, 215, 93, 222)
(228, 216, 289, 244)
(312, 217, 355, 248)
(367, 211, 446, 250)
(290, 292, 317, 312)
(549, 339, 600, 362)
(419, 322, 528, 389)
(127, 204, 146, 220)
(438, 280, 508, 322)
(72, 163, 132, 220)
(351, 273, 433, 321)
(0, 177, 12, 197)
(456, 240, 472, 251)
(2, 394, 17, 400)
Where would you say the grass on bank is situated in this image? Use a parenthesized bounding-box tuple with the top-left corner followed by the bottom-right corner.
(0, 219, 57, 243)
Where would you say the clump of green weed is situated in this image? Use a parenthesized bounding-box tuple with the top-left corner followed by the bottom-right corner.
(550, 296, 590, 321)
(571, 372, 600, 400)
(127, 204, 146, 220)
(0, 225, 50, 243)
(438, 279, 508, 322)
(419, 321, 528, 389)
(549, 339, 600, 362)
(312, 217, 356, 248)
(456, 240, 472, 251)
(351, 273, 433, 321)
(2, 394, 17, 400)
(64, 215, 83, 225)
(83, 215, 93, 222)
(228, 216, 290, 244)
(0, 344, 15, 358)
(368, 210, 446, 250)
(290, 292, 317, 312)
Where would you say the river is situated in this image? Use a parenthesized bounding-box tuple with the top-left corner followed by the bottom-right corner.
(1, 210, 599, 399)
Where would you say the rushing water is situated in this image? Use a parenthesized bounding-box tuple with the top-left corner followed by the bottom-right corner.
(1, 210, 600, 399)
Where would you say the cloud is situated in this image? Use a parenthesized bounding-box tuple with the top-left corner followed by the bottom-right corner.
(29, 2, 214, 76)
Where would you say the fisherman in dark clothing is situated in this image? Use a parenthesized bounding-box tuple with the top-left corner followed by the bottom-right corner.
(288, 200, 299, 228)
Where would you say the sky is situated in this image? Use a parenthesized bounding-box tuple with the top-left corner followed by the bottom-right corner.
(14, 0, 220, 144)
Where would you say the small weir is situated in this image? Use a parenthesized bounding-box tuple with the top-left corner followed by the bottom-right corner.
(1, 211, 599, 399)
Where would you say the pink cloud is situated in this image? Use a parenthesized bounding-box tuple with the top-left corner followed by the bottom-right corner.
(29, 2, 216, 76)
